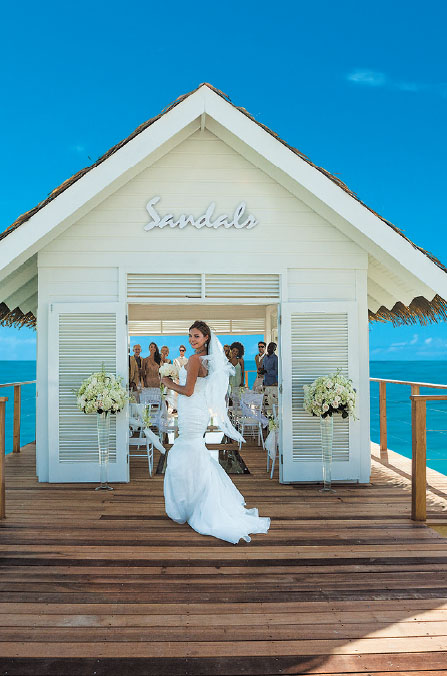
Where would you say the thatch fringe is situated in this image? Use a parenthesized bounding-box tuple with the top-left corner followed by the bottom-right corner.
(0, 303, 36, 329)
(368, 294, 447, 326)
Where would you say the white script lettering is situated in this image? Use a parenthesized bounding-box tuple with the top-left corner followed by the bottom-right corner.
(143, 196, 258, 231)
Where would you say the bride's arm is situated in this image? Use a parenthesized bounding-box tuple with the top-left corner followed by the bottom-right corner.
(161, 354, 200, 397)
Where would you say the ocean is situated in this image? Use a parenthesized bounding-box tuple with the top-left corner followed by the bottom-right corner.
(2, 360, 447, 475)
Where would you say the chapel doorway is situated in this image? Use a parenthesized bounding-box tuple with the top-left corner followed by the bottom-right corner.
(126, 302, 279, 483)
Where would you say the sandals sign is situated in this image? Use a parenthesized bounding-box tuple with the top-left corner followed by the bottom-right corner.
(143, 196, 258, 231)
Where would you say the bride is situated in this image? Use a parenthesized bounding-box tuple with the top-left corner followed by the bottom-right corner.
(160, 320, 270, 544)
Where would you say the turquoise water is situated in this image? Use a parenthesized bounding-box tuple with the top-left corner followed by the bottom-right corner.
(0, 361, 36, 455)
(370, 361, 447, 475)
(1, 360, 447, 475)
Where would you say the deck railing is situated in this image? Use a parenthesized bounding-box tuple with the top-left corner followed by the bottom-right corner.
(0, 380, 36, 519)
(371, 378, 447, 521)
(0, 396, 7, 518)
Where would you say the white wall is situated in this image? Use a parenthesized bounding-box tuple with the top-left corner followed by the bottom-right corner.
(36, 128, 369, 481)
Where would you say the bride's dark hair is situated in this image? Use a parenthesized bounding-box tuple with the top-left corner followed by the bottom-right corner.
(189, 320, 211, 352)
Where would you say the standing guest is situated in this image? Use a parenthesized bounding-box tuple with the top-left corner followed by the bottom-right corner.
(253, 341, 266, 393)
(263, 342, 278, 405)
(173, 345, 188, 371)
(144, 342, 161, 388)
(229, 341, 245, 393)
(223, 344, 231, 360)
(160, 346, 171, 364)
(129, 344, 144, 396)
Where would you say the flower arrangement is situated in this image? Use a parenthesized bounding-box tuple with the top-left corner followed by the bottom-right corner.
(303, 369, 357, 419)
(142, 407, 153, 428)
(75, 364, 129, 415)
(159, 363, 179, 395)
(268, 415, 279, 432)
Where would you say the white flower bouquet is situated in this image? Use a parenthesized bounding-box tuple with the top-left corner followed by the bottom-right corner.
(159, 363, 179, 381)
(159, 363, 179, 395)
(75, 364, 129, 415)
(303, 369, 357, 419)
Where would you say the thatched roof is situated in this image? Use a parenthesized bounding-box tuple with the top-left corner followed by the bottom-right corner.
(1, 83, 446, 328)
(0, 303, 36, 328)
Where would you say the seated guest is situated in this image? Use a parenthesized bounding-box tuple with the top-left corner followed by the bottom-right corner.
(129, 344, 144, 396)
(173, 345, 188, 370)
(253, 340, 266, 393)
(143, 342, 161, 388)
(263, 342, 278, 404)
(229, 341, 245, 393)
(160, 345, 171, 364)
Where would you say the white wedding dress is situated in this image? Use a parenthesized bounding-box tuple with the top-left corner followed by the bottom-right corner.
(164, 364, 270, 543)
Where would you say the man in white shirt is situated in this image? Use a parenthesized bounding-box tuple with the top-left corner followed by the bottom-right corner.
(252, 341, 266, 393)
(173, 345, 188, 370)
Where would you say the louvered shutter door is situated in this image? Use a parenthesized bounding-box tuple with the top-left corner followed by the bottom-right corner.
(280, 302, 360, 483)
(48, 303, 128, 483)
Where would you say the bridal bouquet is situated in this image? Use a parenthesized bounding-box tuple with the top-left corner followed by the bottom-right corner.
(159, 363, 179, 381)
(159, 363, 179, 394)
(303, 370, 357, 419)
(75, 364, 129, 415)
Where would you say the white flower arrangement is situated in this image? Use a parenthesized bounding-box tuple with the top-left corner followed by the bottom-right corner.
(159, 363, 179, 381)
(75, 364, 129, 415)
(303, 369, 357, 419)
(159, 363, 179, 395)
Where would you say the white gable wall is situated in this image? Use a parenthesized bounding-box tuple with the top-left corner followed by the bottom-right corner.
(36, 129, 369, 481)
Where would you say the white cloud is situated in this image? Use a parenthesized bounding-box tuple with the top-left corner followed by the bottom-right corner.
(410, 334, 419, 345)
(347, 70, 387, 87)
(425, 337, 433, 345)
(347, 70, 447, 99)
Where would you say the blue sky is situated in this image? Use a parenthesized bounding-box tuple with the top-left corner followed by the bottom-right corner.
(1, 0, 446, 361)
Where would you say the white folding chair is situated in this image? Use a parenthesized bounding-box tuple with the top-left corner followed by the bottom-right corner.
(238, 392, 266, 450)
(266, 406, 279, 478)
(128, 403, 154, 476)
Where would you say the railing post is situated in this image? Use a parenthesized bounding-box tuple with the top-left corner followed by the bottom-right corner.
(412, 396, 427, 521)
(411, 384, 420, 473)
(13, 384, 21, 453)
(379, 381, 387, 458)
(0, 397, 8, 519)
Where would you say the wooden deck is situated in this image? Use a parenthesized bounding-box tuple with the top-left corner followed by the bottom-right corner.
(1, 442, 447, 675)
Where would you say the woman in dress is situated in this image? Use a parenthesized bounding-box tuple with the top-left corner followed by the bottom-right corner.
(160, 346, 172, 364)
(228, 341, 245, 393)
(143, 342, 161, 388)
(160, 321, 270, 544)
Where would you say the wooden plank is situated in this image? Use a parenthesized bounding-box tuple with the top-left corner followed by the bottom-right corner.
(12, 384, 21, 453)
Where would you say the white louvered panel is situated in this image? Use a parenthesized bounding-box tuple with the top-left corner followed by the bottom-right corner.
(58, 313, 117, 463)
(128, 320, 163, 335)
(205, 274, 280, 298)
(127, 274, 201, 298)
(231, 318, 266, 333)
(291, 313, 349, 463)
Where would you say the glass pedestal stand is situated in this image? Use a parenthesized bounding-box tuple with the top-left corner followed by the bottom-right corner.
(320, 415, 335, 493)
(96, 411, 113, 491)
